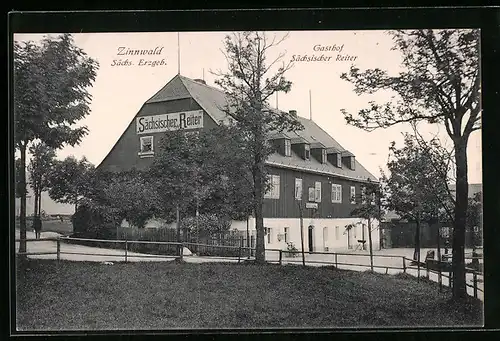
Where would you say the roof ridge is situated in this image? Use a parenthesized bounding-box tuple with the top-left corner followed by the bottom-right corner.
(144, 74, 187, 103)
(179, 74, 227, 94)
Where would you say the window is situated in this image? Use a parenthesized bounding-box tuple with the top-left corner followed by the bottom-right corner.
(266, 227, 272, 243)
(295, 178, 303, 200)
(284, 227, 289, 243)
(264, 175, 280, 199)
(361, 186, 367, 204)
(335, 226, 340, 240)
(315, 181, 322, 203)
(308, 187, 315, 202)
(322, 149, 327, 164)
(139, 136, 154, 156)
(336, 153, 342, 167)
(350, 186, 356, 204)
(350, 156, 356, 170)
(285, 139, 291, 157)
(304, 144, 310, 160)
(331, 184, 342, 203)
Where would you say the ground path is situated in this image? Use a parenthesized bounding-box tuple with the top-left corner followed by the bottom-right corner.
(15, 229, 483, 301)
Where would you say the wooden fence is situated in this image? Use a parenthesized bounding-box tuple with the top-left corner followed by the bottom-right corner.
(15, 237, 483, 299)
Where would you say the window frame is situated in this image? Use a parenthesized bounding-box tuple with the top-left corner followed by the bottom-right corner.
(284, 139, 292, 157)
(331, 184, 342, 203)
(315, 181, 322, 203)
(139, 135, 154, 157)
(284, 227, 289, 243)
(295, 178, 303, 200)
(322, 149, 327, 164)
(266, 227, 272, 243)
(264, 174, 281, 199)
(304, 144, 311, 160)
(350, 186, 356, 204)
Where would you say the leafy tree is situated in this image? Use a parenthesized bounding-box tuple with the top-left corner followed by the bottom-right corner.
(213, 31, 303, 263)
(48, 156, 95, 211)
(150, 124, 255, 250)
(14, 34, 99, 252)
(27, 142, 56, 219)
(382, 134, 454, 265)
(350, 180, 385, 270)
(196, 124, 254, 220)
(103, 170, 161, 229)
(340, 29, 480, 298)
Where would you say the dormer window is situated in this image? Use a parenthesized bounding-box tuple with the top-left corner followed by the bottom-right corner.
(285, 139, 291, 157)
(350, 156, 356, 170)
(304, 144, 310, 160)
(322, 149, 327, 164)
(336, 153, 342, 168)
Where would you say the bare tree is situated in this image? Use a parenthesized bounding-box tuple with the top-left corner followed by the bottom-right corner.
(213, 32, 303, 263)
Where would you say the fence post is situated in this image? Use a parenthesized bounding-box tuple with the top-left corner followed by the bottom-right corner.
(125, 240, 128, 263)
(426, 262, 429, 280)
(279, 250, 283, 265)
(473, 272, 478, 298)
(449, 271, 453, 289)
(335, 253, 338, 268)
(56, 239, 61, 261)
(403, 257, 406, 273)
(180, 243, 184, 261)
(238, 246, 242, 264)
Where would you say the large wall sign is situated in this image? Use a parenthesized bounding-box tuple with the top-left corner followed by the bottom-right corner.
(136, 110, 204, 134)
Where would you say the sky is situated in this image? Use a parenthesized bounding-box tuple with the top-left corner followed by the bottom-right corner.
(14, 30, 482, 184)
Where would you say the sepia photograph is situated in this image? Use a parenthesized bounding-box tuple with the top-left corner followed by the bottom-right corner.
(13, 28, 483, 331)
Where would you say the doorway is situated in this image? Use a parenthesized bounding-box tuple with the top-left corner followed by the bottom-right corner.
(308, 225, 314, 252)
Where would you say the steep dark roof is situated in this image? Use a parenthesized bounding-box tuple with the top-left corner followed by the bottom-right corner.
(143, 74, 378, 182)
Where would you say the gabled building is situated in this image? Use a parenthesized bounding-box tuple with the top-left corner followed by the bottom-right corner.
(97, 74, 379, 252)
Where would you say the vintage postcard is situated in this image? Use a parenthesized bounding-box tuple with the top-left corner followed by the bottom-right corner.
(13, 28, 483, 331)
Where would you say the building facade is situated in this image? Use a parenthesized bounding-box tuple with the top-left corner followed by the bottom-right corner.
(97, 74, 380, 252)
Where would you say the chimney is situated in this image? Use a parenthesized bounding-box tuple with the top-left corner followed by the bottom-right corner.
(289, 110, 297, 117)
(193, 79, 206, 85)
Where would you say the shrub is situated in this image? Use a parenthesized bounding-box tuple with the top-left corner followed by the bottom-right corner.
(284, 242, 299, 257)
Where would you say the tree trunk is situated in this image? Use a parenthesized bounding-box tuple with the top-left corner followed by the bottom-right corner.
(38, 182, 42, 217)
(414, 219, 421, 262)
(437, 222, 441, 262)
(416, 218, 421, 278)
(254, 160, 266, 264)
(19, 144, 27, 254)
(362, 222, 366, 251)
(368, 218, 374, 271)
(452, 139, 468, 299)
(33, 183, 39, 218)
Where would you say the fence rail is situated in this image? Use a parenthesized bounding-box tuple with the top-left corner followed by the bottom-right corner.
(15, 237, 483, 299)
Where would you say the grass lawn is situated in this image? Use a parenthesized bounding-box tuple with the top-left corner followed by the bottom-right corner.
(16, 259, 483, 330)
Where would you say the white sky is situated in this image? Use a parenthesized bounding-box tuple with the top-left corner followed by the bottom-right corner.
(14, 30, 482, 184)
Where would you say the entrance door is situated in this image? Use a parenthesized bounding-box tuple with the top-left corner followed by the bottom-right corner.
(308, 225, 314, 252)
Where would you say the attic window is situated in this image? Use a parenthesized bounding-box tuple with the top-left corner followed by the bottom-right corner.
(350, 156, 356, 170)
(304, 144, 310, 160)
(322, 149, 327, 164)
(285, 139, 291, 157)
(336, 153, 342, 168)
